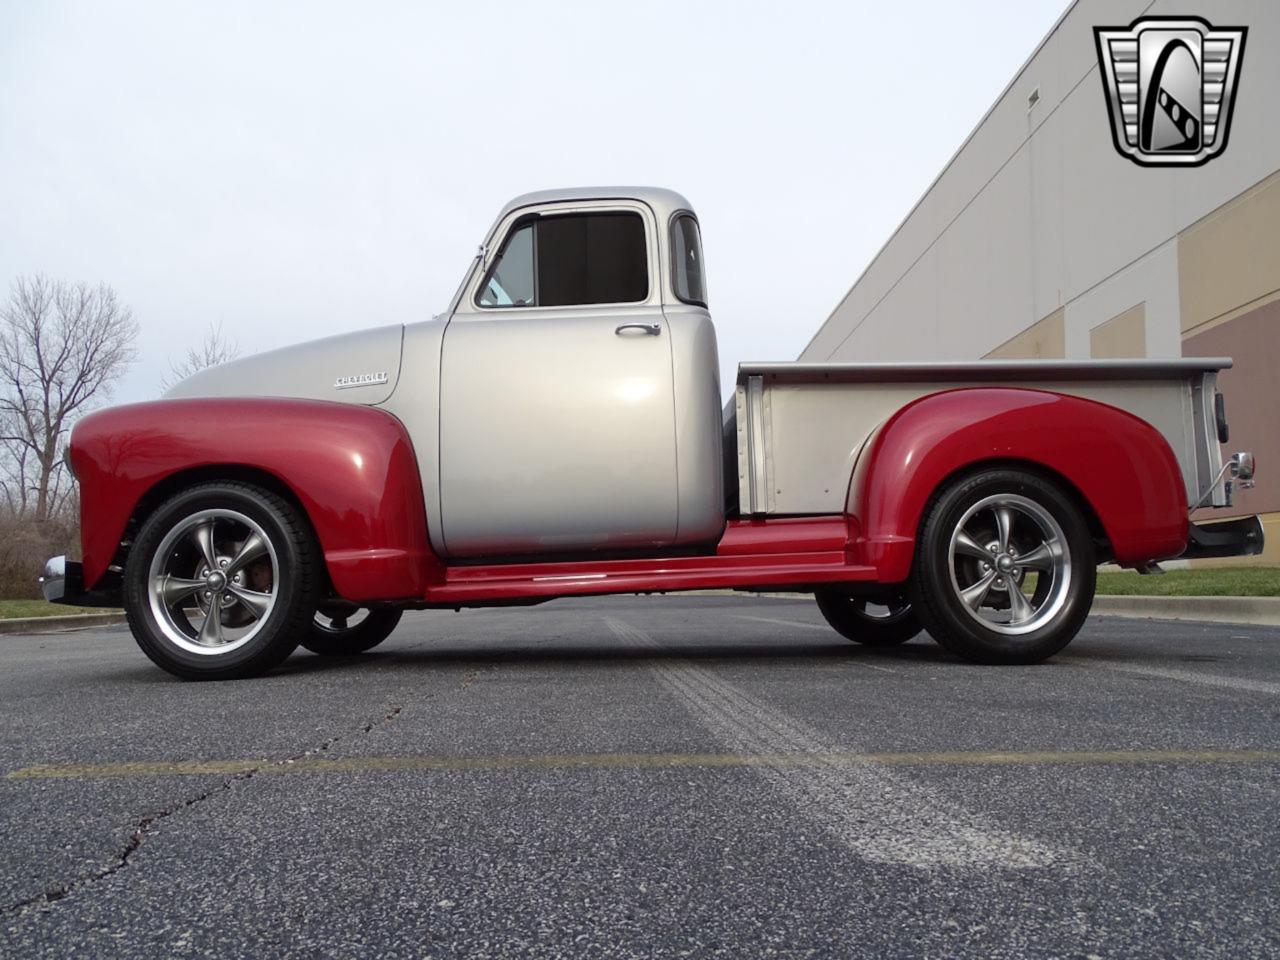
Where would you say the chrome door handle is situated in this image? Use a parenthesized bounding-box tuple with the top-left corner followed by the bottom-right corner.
(615, 322, 662, 336)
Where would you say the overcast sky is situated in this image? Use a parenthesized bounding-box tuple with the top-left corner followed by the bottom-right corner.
(0, 0, 1066, 404)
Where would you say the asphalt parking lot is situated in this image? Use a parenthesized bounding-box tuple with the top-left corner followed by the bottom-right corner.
(2, 595, 1278, 959)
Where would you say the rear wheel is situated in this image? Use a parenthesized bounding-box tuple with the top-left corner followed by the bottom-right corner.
(815, 589, 921, 646)
(124, 481, 319, 680)
(302, 606, 403, 656)
(910, 468, 1095, 664)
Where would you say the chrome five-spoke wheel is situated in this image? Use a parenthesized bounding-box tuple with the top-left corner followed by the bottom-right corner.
(124, 481, 319, 680)
(148, 509, 278, 655)
(947, 493, 1070, 635)
(911, 468, 1096, 664)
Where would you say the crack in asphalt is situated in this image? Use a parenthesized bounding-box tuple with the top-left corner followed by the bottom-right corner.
(2, 702, 405, 920)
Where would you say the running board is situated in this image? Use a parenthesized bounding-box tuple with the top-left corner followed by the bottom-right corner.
(425, 517, 876, 604)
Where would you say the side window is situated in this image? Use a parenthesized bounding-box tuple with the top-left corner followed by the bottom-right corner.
(477, 212, 648, 309)
(671, 214, 707, 306)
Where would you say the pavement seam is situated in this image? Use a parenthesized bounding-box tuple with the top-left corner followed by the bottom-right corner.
(0, 701, 405, 921)
(9, 747, 1280, 781)
(605, 615, 1084, 872)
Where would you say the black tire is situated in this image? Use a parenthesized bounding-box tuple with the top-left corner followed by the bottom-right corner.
(123, 481, 319, 680)
(302, 607, 403, 656)
(814, 589, 921, 646)
(910, 467, 1095, 664)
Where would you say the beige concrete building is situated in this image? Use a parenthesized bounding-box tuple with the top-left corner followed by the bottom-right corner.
(802, 0, 1280, 563)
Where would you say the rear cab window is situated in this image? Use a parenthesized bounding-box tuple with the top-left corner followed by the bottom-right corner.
(670, 213, 707, 307)
(478, 212, 648, 308)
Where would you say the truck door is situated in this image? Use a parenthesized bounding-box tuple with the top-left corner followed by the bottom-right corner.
(439, 201, 679, 558)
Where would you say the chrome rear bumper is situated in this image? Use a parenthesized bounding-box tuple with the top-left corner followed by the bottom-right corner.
(1181, 516, 1266, 560)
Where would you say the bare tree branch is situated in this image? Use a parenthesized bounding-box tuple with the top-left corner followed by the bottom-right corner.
(0, 274, 139, 522)
(160, 322, 240, 392)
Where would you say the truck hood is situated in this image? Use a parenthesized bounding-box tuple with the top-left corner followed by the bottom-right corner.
(164, 324, 404, 405)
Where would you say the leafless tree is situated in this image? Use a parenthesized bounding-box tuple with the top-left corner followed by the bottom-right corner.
(161, 322, 240, 392)
(0, 275, 139, 522)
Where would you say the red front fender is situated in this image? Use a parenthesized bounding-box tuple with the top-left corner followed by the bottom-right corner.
(847, 388, 1189, 581)
(70, 398, 441, 601)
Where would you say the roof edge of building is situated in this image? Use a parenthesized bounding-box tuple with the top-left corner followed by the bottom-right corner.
(802, 0, 1085, 360)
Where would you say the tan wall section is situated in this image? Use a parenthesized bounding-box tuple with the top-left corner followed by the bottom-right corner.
(1090, 303, 1146, 358)
(1184, 297, 1280, 567)
(984, 308, 1064, 360)
(1183, 298, 1280, 520)
(1179, 169, 1280, 334)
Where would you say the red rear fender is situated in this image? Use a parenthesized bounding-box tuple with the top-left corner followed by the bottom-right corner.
(70, 398, 440, 601)
(847, 388, 1189, 581)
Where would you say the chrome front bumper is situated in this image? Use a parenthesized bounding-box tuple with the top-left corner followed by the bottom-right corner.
(38, 555, 122, 608)
(39, 555, 105, 607)
(41, 556, 74, 603)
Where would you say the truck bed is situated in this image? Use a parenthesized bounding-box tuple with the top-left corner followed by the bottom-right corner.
(731, 358, 1232, 518)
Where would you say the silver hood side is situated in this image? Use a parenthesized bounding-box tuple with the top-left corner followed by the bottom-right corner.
(164, 324, 404, 404)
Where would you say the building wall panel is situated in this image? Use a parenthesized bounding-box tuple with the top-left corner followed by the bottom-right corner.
(1178, 170, 1280, 333)
(1090, 303, 1146, 358)
(985, 308, 1065, 359)
(1183, 299, 1280, 517)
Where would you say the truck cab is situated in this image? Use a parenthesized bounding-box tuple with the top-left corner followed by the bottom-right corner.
(432, 187, 725, 557)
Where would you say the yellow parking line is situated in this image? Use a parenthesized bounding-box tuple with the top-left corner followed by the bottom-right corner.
(5, 748, 1280, 780)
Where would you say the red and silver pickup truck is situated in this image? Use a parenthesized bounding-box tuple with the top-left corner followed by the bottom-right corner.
(43, 187, 1262, 679)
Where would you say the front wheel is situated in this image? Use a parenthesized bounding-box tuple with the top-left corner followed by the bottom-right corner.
(123, 481, 320, 680)
(910, 468, 1096, 664)
(302, 606, 403, 656)
(814, 589, 921, 646)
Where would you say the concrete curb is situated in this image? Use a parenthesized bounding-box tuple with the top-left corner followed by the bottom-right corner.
(0, 613, 127, 635)
(658, 591, 1280, 626)
(1090, 595, 1280, 627)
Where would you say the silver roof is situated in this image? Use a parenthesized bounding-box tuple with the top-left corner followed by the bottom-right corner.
(496, 186, 695, 224)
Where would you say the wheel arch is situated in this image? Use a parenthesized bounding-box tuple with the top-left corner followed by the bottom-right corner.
(128, 463, 308, 529)
(847, 387, 1189, 581)
(70, 397, 442, 602)
(913, 457, 1111, 556)
(119, 464, 321, 580)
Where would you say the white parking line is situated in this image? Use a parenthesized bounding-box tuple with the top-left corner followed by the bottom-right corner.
(1093, 660, 1280, 696)
(606, 616, 1077, 871)
(733, 614, 830, 631)
(733, 615, 899, 672)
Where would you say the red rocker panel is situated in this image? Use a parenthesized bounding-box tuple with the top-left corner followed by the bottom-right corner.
(70, 398, 441, 601)
(848, 387, 1190, 581)
(427, 516, 875, 604)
